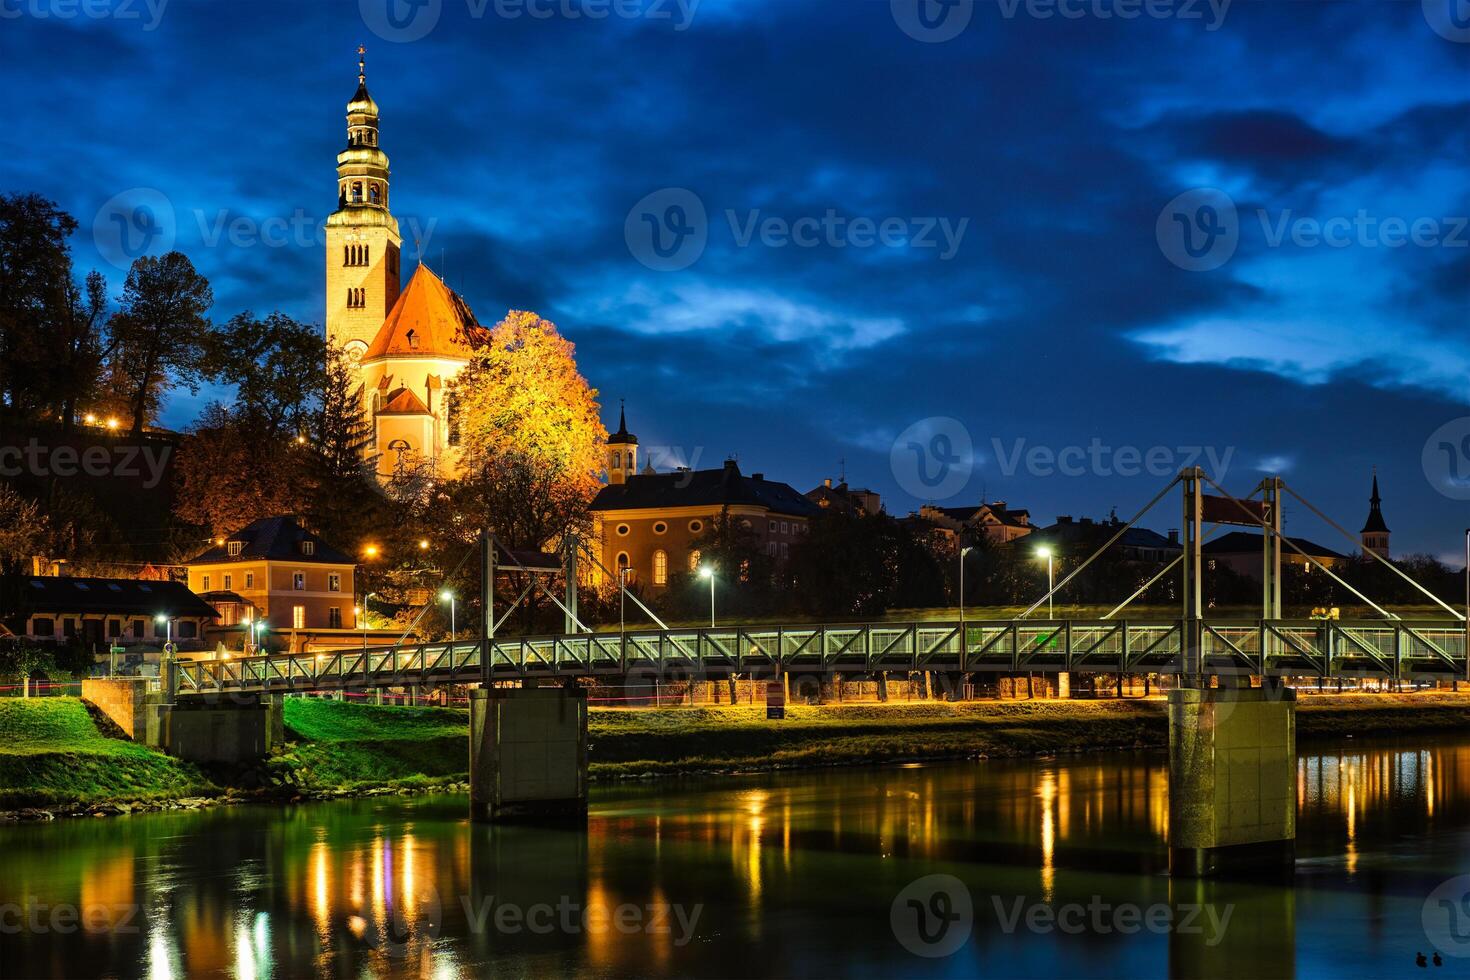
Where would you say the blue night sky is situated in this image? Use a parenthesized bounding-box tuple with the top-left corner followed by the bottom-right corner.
(1, 0, 1466, 558)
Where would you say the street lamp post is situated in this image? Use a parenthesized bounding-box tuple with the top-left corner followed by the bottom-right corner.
(440, 590, 456, 641)
(699, 565, 716, 627)
(959, 545, 973, 649)
(619, 568, 631, 635)
(154, 614, 174, 696)
(1035, 546, 1055, 619)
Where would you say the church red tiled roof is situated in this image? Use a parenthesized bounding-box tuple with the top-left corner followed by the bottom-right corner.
(363, 263, 486, 361)
(378, 386, 431, 415)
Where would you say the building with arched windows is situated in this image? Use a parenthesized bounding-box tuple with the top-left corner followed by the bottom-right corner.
(590, 414, 820, 591)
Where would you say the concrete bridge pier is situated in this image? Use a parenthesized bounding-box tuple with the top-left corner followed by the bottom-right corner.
(1167, 685, 1296, 877)
(469, 686, 588, 822)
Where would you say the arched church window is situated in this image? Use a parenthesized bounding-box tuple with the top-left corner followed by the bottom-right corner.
(653, 550, 668, 586)
(352, 182, 363, 203)
(343, 245, 350, 267)
(369, 185, 381, 204)
(363, 245, 370, 265)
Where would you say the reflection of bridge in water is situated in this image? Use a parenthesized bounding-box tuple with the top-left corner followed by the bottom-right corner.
(175, 617, 1469, 698)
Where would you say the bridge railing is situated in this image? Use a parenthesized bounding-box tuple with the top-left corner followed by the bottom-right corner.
(172, 618, 1468, 695)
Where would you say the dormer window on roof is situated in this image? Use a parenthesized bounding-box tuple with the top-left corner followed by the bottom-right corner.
(301, 541, 316, 556)
(227, 541, 243, 557)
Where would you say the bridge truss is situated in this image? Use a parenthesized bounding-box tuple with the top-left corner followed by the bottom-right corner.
(173, 467, 1469, 698)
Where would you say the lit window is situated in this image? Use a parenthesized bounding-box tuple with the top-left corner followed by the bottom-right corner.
(689, 550, 701, 572)
(293, 572, 305, 591)
(653, 550, 668, 585)
(226, 541, 242, 556)
(301, 541, 315, 557)
(328, 573, 341, 592)
(293, 605, 306, 629)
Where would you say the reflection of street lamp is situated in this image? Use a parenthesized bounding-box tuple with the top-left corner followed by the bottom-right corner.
(698, 565, 716, 627)
(1035, 546, 1055, 618)
(440, 590, 456, 639)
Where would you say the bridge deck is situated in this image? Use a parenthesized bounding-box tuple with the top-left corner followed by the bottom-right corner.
(173, 618, 1470, 697)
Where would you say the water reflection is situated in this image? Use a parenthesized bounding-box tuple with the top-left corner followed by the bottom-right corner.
(1, 735, 1468, 978)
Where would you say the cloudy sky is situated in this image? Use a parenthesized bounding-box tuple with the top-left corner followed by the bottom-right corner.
(2, 0, 1467, 557)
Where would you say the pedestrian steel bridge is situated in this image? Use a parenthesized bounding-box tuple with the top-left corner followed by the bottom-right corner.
(174, 618, 1469, 697)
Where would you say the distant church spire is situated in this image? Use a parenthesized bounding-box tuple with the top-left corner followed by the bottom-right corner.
(607, 400, 638, 485)
(1360, 469, 1390, 559)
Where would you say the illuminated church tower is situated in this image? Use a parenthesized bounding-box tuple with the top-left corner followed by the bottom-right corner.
(325, 46, 402, 367)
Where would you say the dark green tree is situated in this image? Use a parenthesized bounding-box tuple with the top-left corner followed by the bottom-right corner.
(106, 251, 214, 434)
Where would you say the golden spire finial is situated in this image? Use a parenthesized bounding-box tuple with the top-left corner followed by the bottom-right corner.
(357, 44, 366, 85)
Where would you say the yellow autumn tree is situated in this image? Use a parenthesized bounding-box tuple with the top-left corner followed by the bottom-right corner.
(447, 310, 606, 550)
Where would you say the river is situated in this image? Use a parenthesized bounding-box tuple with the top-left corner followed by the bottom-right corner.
(2, 735, 1469, 978)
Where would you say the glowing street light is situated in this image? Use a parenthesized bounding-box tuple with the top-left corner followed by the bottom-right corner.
(1035, 545, 1055, 619)
(440, 589, 456, 639)
(959, 545, 974, 641)
(105, 417, 119, 431)
(363, 544, 380, 559)
(698, 565, 716, 628)
(251, 620, 266, 655)
(418, 539, 430, 551)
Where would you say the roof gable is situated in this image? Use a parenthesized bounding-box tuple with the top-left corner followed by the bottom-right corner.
(185, 516, 355, 565)
(592, 463, 821, 518)
(363, 264, 487, 361)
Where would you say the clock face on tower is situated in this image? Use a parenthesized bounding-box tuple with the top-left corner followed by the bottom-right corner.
(344, 339, 368, 363)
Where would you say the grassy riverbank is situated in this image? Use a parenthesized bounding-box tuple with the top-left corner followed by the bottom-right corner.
(2, 692, 1468, 814)
(0, 699, 213, 809)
